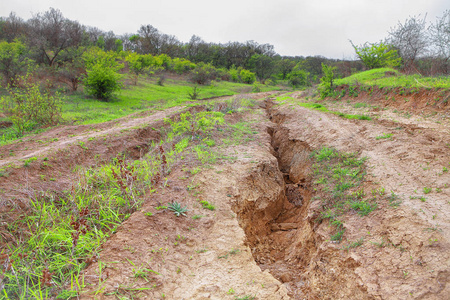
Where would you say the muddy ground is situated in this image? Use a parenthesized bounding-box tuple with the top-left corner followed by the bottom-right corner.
(0, 91, 449, 299)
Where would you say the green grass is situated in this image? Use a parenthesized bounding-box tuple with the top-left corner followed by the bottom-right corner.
(0, 78, 276, 146)
(312, 147, 370, 243)
(63, 79, 255, 125)
(375, 133, 393, 140)
(335, 68, 450, 89)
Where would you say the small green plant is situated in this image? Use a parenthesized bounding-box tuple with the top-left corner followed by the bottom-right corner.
(200, 200, 215, 210)
(423, 187, 432, 194)
(23, 156, 37, 167)
(188, 85, 200, 100)
(342, 237, 364, 251)
(227, 288, 235, 295)
(375, 133, 393, 140)
(348, 200, 377, 216)
(192, 214, 204, 220)
(167, 201, 188, 217)
(235, 295, 256, 300)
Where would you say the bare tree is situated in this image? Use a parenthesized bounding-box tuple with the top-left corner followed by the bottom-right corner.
(27, 8, 83, 66)
(137, 24, 161, 54)
(0, 12, 26, 42)
(429, 10, 450, 74)
(388, 14, 429, 73)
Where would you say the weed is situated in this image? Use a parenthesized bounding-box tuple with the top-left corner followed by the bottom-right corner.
(227, 288, 236, 295)
(371, 239, 387, 248)
(375, 133, 393, 140)
(167, 202, 188, 217)
(192, 214, 204, 220)
(218, 249, 240, 259)
(188, 85, 200, 100)
(200, 200, 215, 210)
(348, 200, 377, 216)
(23, 156, 37, 167)
(235, 295, 256, 300)
(423, 187, 432, 194)
(342, 237, 364, 251)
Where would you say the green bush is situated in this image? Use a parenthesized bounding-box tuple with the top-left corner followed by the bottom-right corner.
(1, 76, 63, 135)
(288, 69, 310, 87)
(83, 63, 122, 100)
(318, 63, 337, 99)
(82, 48, 123, 100)
(172, 57, 196, 74)
(190, 63, 218, 85)
(0, 40, 33, 86)
(351, 41, 401, 69)
(239, 69, 256, 84)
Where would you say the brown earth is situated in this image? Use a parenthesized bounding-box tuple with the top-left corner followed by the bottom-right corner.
(0, 90, 449, 299)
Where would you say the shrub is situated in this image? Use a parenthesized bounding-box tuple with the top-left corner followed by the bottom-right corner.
(288, 69, 310, 87)
(318, 64, 337, 99)
(229, 67, 240, 82)
(190, 63, 218, 85)
(239, 69, 256, 84)
(83, 63, 122, 100)
(252, 82, 262, 92)
(1, 76, 63, 136)
(172, 57, 196, 74)
(82, 48, 123, 100)
(0, 40, 33, 87)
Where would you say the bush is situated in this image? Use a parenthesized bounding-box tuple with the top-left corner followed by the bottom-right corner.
(190, 63, 218, 85)
(318, 63, 337, 99)
(288, 69, 310, 87)
(240, 69, 256, 84)
(252, 82, 262, 92)
(172, 58, 196, 74)
(83, 48, 123, 100)
(0, 40, 33, 87)
(83, 63, 122, 100)
(229, 67, 240, 82)
(1, 76, 63, 136)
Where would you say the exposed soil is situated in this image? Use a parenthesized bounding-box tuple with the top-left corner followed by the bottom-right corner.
(1, 90, 449, 299)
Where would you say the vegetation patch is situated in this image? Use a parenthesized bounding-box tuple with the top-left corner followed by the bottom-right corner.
(311, 147, 372, 242)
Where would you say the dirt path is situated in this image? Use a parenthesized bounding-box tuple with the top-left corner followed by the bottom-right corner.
(0, 106, 185, 169)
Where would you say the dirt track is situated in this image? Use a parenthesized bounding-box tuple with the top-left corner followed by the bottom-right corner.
(1, 91, 449, 299)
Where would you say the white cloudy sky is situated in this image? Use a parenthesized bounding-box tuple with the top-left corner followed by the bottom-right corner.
(1, 0, 448, 58)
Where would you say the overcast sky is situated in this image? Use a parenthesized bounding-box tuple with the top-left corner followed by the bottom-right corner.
(1, 0, 449, 59)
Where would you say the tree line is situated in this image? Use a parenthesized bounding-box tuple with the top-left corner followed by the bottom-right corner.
(0, 7, 365, 91)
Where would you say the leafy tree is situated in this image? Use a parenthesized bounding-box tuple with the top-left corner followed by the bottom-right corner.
(350, 41, 401, 69)
(0, 40, 32, 86)
(277, 59, 296, 80)
(248, 54, 275, 82)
